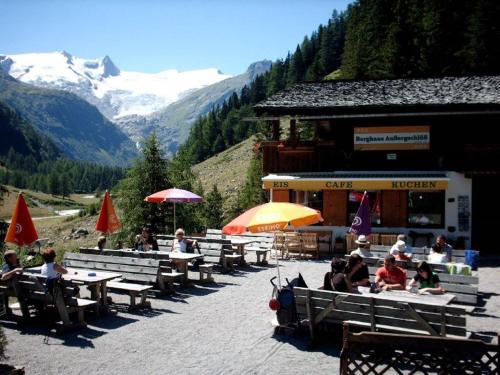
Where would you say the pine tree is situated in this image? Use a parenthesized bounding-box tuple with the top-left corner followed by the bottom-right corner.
(203, 184, 224, 229)
(117, 134, 171, 242)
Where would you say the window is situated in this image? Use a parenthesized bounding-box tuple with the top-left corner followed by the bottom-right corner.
(291, 190, 323, 211)
(407, 191, 445, 228)
(347, 191, 382, 226)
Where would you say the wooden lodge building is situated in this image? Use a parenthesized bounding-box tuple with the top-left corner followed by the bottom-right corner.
(254, 76, 500, 254)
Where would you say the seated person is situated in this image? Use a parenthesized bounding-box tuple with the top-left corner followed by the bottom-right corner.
(428, 244, 448, 264)
(393, 241, 412, 261)
(1, 250, 23, 281)
(345, 254, 370, 288)
(390, 234, 412, 256)
(350, 235, 373, 258)
(375, 254, 407, 291)
(406, 261, 444, 294)
(134, 227, 159, 251)
(323, 257, 348, 292)
(97, 236, 106, 251)
(41, 248, 68, 280)
(435, 235, 453, 261)
(171, 228, 198, 253)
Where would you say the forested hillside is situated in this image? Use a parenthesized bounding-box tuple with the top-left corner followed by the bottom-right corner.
(0, 102, 124, 194)
(179, 0, 500, 166)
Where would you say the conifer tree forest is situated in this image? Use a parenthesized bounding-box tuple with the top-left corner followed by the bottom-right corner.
(179, 0, 500, 166)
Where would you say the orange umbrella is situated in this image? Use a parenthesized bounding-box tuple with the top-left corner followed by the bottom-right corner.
(95, 191, 121, 234)
(5, 193, 38, 246)
(222, 202, 323, 235)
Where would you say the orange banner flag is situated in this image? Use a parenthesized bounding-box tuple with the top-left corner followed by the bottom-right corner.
(5, 193, 39, 246)
(95, 191, 121, 234)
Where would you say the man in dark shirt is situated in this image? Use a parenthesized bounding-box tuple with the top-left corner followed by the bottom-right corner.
(1, 250, 23, 281)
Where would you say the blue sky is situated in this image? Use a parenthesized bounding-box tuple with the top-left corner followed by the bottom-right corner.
(1, 0, 351, 75)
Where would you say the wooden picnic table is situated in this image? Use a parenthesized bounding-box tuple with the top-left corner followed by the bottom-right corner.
(26, 267, 122, 313)
(230, 239, 254, 265)
(168, 252, 204, 284)
(245, 246, 270, 265)
(359, 287, 456, 306)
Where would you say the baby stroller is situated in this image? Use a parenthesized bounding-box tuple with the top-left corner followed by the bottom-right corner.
(269, 273, 307, 328)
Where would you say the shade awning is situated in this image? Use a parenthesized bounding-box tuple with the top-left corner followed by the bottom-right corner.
(262, 171, 449, 191)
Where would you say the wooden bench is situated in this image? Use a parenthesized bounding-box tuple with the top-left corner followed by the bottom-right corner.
(65, 252, 181, 297)
(157, 235, 241, 272)
(293, 287, 467, 341)
(13, 274, 97, 330)
(81, 247, 214, 283)
(367, 266, 479, 305)
(340, 323, 498, 375)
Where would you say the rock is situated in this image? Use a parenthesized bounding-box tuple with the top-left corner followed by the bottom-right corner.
(75, 228, 89, 235)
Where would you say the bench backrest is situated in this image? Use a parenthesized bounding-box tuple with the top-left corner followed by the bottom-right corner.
(64, 252, 160, 284)
(156, 235, 234, 263)
(367, 266, 479, 304)
(294, 287, 467, 337)
(80, 248, 171, 260)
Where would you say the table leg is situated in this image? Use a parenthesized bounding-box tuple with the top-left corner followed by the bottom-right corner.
(88, 284, 101, 316)
(239, 245, 246, 265)
(100, 281, 109, 312)
(179, 261, 188, 284)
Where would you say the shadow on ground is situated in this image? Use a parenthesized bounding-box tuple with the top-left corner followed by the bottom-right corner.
(271, 324, 342, 356)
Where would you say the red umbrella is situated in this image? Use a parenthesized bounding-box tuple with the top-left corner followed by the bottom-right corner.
(96, 191, 121, 234)
(144, 188, 203, 232)
(5, 193, 38, 247)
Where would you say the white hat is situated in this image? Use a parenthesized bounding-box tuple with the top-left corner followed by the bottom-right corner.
(395, 240, 406, 252)
(355, 235, 370, 245)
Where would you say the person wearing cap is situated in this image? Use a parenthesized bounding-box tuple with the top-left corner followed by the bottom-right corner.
(390, 234, 412, 256)
(1, 250, 23, 281)
(375, 254, 407, 291)
(350, 235, 373, 258)
(393, 241, 412, 261)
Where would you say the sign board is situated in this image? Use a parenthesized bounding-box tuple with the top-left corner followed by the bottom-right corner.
(263, 179, 448, 191)
(354, 126, 430, 151)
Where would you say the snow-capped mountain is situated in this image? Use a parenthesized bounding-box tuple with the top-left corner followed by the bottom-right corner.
(0, 51, 231, 120)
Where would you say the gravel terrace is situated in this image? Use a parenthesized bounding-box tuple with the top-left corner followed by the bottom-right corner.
(2, 255, 499, 375)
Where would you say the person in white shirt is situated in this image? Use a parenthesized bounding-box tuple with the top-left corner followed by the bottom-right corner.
(41, 248, 68, 280)
(350, 235, 373, 258)
(390, 234, 412, 256)
(171, 228, 198, 253)
(427, 244, 448, 264)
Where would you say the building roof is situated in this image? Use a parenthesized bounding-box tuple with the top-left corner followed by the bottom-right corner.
(254, 75, 500, 116)
(263, 171, 448, 179)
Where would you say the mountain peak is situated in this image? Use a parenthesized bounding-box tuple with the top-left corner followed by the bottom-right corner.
(101, 55, 120, 77)
(246, 60, 272, 80)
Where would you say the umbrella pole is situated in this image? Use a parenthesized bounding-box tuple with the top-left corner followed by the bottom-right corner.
(274, 231, 282, 288)
(173, 202, 176, 234)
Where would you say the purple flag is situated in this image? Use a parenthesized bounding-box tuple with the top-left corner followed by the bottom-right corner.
(350, 191, 371, 235)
